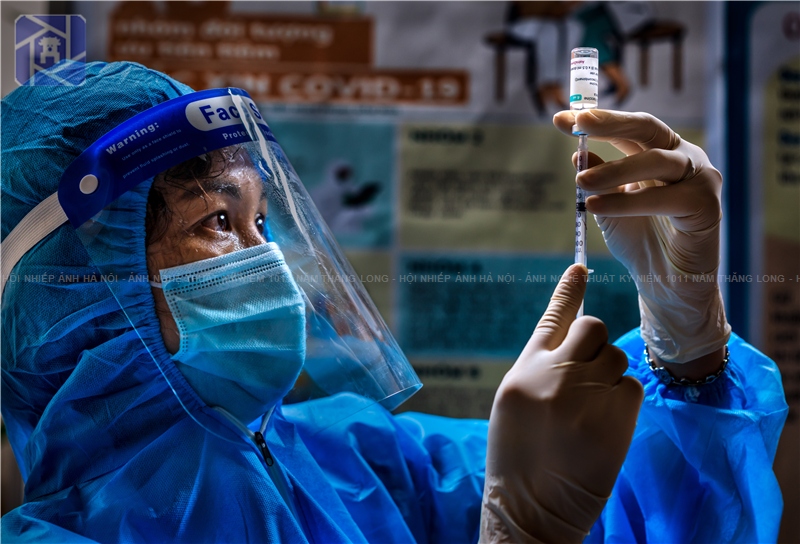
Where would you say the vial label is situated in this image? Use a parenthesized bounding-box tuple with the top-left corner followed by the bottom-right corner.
(569, 57, 599, 110)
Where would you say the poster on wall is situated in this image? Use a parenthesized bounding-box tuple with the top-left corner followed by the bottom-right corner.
(747, 3, 800, 540)
(90, 0, 714, 418)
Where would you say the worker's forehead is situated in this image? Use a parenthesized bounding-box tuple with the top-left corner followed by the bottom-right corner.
(156, 147, 264, 194)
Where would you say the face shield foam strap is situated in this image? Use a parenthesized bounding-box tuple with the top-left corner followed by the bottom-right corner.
(1, 88, 273, 297)
(0, 192, 67, 295)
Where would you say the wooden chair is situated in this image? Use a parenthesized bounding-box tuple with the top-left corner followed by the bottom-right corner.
(484, 2, 577, 113)
(627, 22, 686, 91)
(484, 9, 686, 108)
(483, 31, 538, 107)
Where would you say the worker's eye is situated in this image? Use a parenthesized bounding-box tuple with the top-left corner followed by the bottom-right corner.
(201, 212, 229, 232)
(255, 214, 266, 236)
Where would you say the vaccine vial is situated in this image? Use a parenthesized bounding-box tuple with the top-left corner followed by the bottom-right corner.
(569, 48, 599, 111)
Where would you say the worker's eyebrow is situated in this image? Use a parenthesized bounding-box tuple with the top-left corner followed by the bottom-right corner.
(178, 177, 242, 202)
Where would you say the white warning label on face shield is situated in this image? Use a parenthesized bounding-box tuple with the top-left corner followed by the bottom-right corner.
(185, 95, 268, 131)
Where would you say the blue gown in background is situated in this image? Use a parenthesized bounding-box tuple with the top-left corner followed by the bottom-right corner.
(0, 61, 788, 543)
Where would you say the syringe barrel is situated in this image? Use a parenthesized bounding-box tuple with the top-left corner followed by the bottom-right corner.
(576, 134, 589, 171)
(575, 139, 588, 268)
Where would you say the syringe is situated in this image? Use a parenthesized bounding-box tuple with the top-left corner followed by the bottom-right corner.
(569, 47, 599, 317)
(575, 134, 588, 270)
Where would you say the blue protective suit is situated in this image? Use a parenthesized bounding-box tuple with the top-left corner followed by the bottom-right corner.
(1, 62, 788, 543)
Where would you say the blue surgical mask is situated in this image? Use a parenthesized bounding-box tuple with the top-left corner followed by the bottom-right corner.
(154, 242, 306, 423)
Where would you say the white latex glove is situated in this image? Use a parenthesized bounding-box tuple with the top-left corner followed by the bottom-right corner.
(554, 110, 731, 364)
(480, 264, 643, 543)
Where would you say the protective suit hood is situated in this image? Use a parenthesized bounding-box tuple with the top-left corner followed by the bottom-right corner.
(2, 60, 421, 506)
(2, 61, 207, 498)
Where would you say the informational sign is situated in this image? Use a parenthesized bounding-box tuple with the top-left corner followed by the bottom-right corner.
(397, 255, 637, 358)
(107, 3, 468, 106)
(748, 4, 800, 541)
(398, 122, 625, 253)
(269, 119, 395, 249)
(94, 0, 729, 412)
(112, 14, 374, 64)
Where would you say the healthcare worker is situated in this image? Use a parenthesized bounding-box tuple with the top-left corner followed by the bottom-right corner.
(0, 62, 787, 543)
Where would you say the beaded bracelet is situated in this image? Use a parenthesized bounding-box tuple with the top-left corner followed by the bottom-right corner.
(645, 344, 730, 386)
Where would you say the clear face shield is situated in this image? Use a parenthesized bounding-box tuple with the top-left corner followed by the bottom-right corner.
(54, 88, 420, 434)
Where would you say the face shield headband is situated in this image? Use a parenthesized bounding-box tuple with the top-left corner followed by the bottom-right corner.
(1, 88, 421, 434)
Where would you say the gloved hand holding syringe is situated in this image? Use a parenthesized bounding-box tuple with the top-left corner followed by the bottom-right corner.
(569, 47, 599, 316)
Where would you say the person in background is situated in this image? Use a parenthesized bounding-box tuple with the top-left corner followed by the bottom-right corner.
(506, 1, 652, 109)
